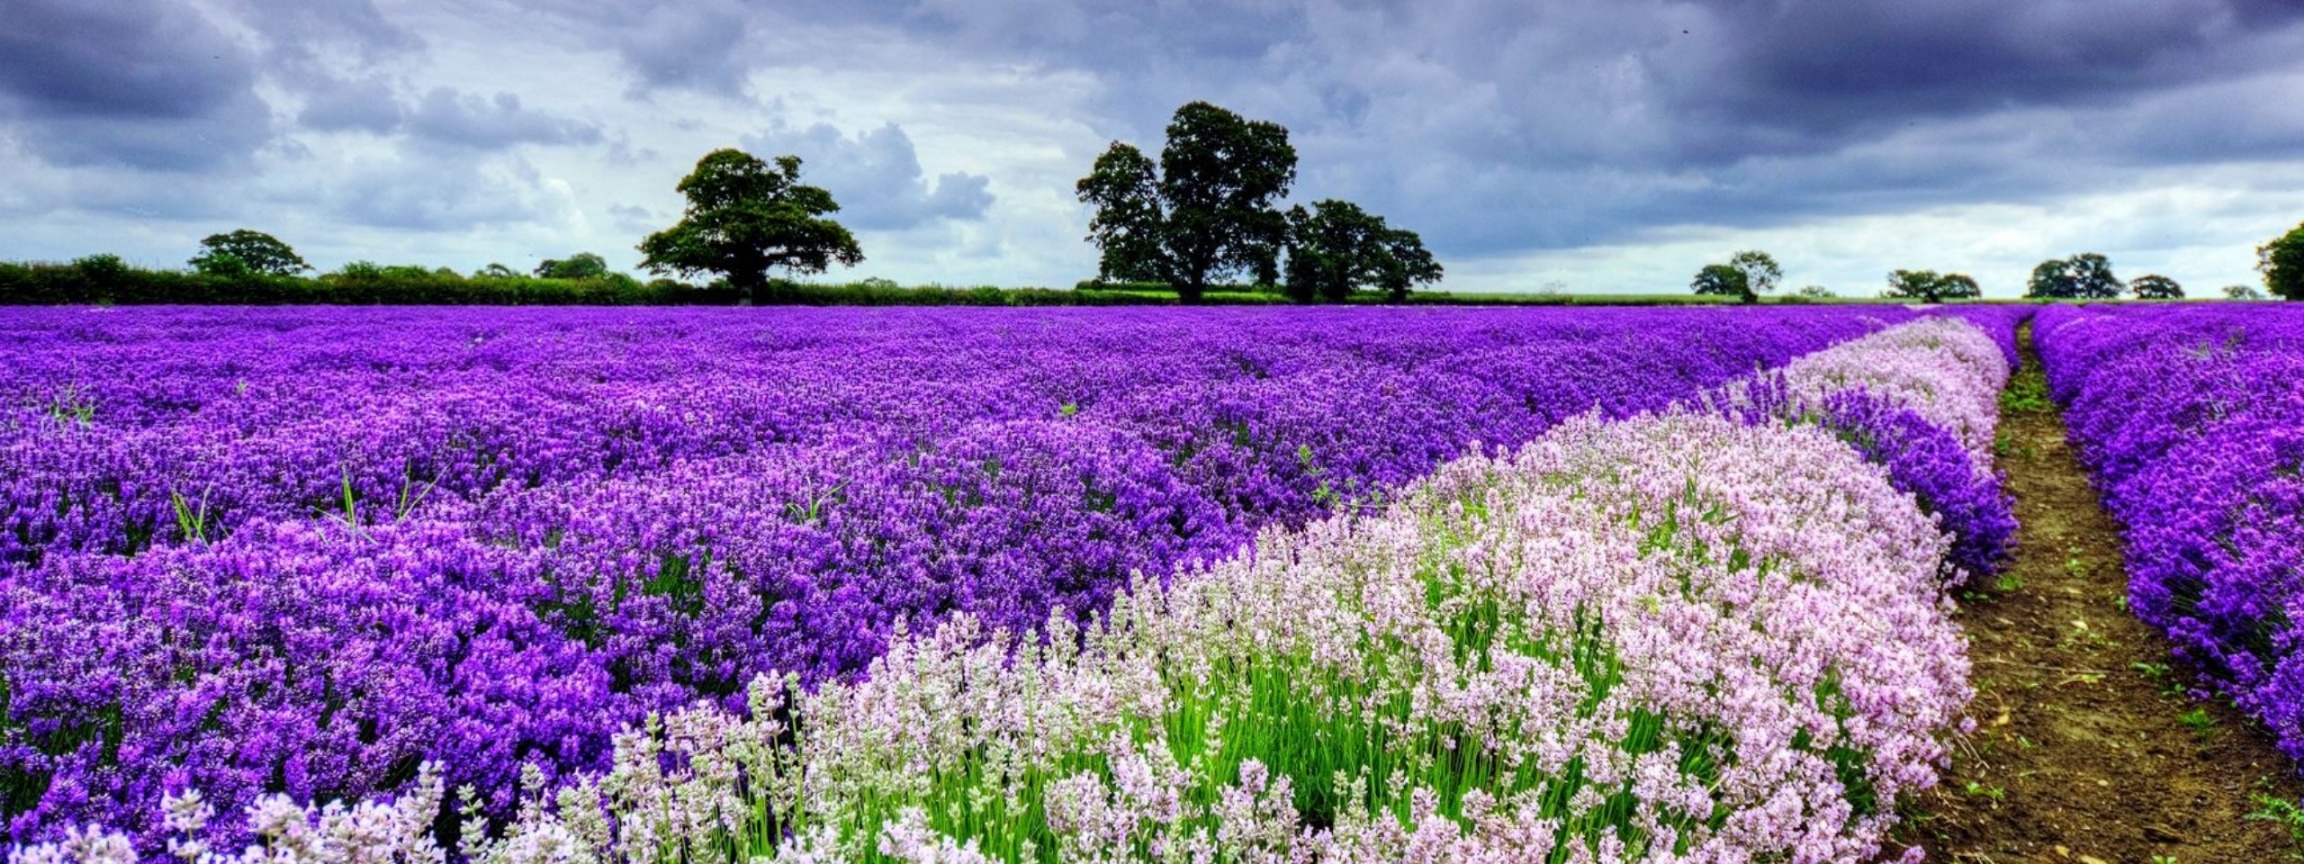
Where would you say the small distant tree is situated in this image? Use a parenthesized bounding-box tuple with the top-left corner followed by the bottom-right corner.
(639, 149, 863, 304)
(2261, 220, 2304, 301)
(2026, 253, 2121, 299)
(1281, 200, 1441, 303)
(535, 252, 610, 280)
(1884, 269, 1981, 303)
(1076, 101, 1297, 303)
(2129, 273, 2184, 300)
(474, 263, 519, 279)
(2225, 283, 2267, 300)
(1691, 263, 1749, 302)
(190, 230, 310, 277)
(1796, 285, 1836, 299)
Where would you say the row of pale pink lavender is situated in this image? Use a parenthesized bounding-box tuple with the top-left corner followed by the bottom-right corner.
(10, 318, 1999, 863)
(1701, 315, 2019, 582)
(1706, 316, 2011, 460)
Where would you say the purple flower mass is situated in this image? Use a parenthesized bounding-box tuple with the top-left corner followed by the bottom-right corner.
(0, 305, 1969, 850)
(2036, 303, 2304, 761)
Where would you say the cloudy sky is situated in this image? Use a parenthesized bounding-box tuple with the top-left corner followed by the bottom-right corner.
(4, 0, 2303, 296)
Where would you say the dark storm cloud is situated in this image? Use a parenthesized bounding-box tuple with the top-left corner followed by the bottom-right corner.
(214, 0, 424, 69)
(299, 76, 406, 133)
(406, 89, 603, 149)
(1649, 0, 2304, 161)
(323, 147, 557, 231)
(0, 0, 274, 171)
(741, 122, 994, 230)
(298, 79, 603, 150)
(512, 0, 763, 97)
(992, 0, 2304, 256)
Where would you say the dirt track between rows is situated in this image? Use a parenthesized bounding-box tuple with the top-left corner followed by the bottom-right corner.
(1902, 322, 2304, 863)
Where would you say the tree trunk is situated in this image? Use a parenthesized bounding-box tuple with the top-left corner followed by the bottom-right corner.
(1177, 279, 1205, 305)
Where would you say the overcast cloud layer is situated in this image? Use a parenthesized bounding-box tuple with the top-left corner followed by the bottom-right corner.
(4, 0, 2303, 295)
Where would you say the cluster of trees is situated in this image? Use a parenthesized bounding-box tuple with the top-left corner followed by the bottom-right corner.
(1883, 270, 1981, 302)
(2021, 253, 2188, 300)
(1678, 217, 2304, 304)
(50, 119, 2304, 308)
(1688, 251, 1783, 303)
(1076, 102, 1441, 304)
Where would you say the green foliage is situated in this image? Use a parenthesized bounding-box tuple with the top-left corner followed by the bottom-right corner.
(1280, 199, 1442, 303)
(2129, 273, 2184, 300)
(638, 149, 864, 303)
(0, 259, 726, 305)
(2260, 220, 2304, 301)
(1690, 263, 1749, 302)
(335, 260, 385, 280)
(70, 254, 131, 285)
(1883, 269, 1981, 303)
(1796, 285, 1836, 299)
(475, 262, 520, 279)
(189, 229, 310, 276)
(1727, 250, 1781, 298)
(1690, 251, 1780, 304)
(2226, 283, 2268, 300)
(1076, 101, 1297, 303)
(2026, 252, 2122, 299)
(535, 252, 611, 280)
(2246, 788, 2304, 855)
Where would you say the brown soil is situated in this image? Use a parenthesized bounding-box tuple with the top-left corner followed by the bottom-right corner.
(1899, 323, 2304, 863)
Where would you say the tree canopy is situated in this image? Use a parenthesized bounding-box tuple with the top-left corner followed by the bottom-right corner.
(535, 252, 610, 280)
(189, 230, 310, 277)
(1281, 200, 1441, 303)
(2261, 220, 2304, 301)
(1727, 251, 1781, 299)
(1076, 101, 1296, 303)
(2026, 253, 2122, 299)
(639, 149, 863, 303)
(1691, 263, 1749, 301)
(1883, 269, 1981, 303)
(2128, 273, 2184, 300)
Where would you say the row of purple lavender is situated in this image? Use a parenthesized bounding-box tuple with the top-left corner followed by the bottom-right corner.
(1, 305, 1951, 849)
(2037, 303, 2304, 761)
(11, 309, 2016, 863)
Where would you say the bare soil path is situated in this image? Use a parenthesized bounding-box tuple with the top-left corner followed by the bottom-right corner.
(1902, 322, 2304, 864)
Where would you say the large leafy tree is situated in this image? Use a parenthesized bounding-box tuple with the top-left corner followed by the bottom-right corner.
(1691, 264, 1748, 301)
(639, 149, 862, 304)
(189, 230, 310, 277)
(1727, 250, 1782, 300)
(2026, 253, 2122, 299)
(1281, 200, 1442, 303)
(2128, 273, 2184, 300)
(1884, 269, 1981, 303)
(2261, 220, 2304, 301)
(1076, 101, 1297, 303)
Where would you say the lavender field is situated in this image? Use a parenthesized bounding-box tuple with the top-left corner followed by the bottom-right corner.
(2038, 304, 2304, 761)
(0, 306, 2018, 862)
